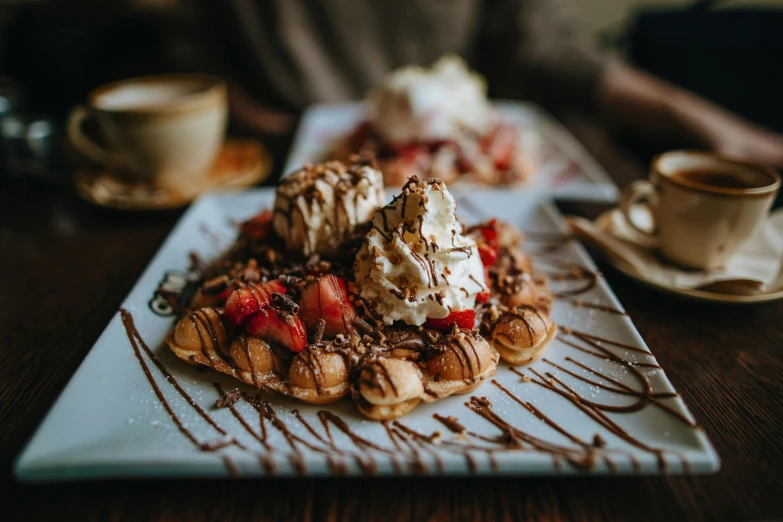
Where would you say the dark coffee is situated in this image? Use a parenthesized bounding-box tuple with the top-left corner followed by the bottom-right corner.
(671, 169, 758, 190)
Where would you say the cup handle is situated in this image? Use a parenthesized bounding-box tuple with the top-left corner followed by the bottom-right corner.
(619, 180, 658, 244)
(67, 105, 130, 172)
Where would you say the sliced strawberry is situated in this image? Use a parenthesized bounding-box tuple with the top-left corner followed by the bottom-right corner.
(300, 275, 358, 338)
(481, 125, 517, 170)
(476, 219, 498, 246)
(383, 141, 406, 155)
(216, 281, 240, 303)
(424, 309, 476, 331)
(476, 291, 490, 304)
(395, 144, 429, 162)
(225, 285, 271, 326)
(240, 209, 274, 240)
(224, 280, 285, 326)
(478, 243, 498, 267)
(349, 120, 376, 150)
(246, 308, 307, 353)
(456, 153, 475, 173)
(265, 279, 286, 295)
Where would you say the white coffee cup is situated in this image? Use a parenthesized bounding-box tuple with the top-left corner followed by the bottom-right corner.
(68, 74, 227, 191)
(620, 150, 780, 270)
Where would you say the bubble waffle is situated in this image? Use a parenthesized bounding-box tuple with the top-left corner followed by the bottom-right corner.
(353, 358, 424, 421)
(164, 159, 555, 420)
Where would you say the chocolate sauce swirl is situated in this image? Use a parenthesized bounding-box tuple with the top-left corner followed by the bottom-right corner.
(125, 306, 695, 475)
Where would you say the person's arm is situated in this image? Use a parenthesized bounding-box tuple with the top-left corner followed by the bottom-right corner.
(484, 0, 783, 169)
(601, 61, 783, 168)
(181, 3, 295, 137)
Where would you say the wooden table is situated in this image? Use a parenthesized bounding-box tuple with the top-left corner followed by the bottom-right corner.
(2, 121, 782, 522)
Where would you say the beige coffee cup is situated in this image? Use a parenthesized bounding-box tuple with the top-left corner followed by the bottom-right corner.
(68, 74, 227, 191)
(620, 151, 780, 270)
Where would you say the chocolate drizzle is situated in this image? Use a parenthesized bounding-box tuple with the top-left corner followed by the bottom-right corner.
(538, 258, 599, 297)
(129, 187, 699, 476)
(433, 414, 466, 434)
(125, 305, 695, 475)
(120, 309, 247, 474)
(199, 223, 226, 248)
(187, 309, 236, 376)
(554, 295, 627, 315)
(273, 160, 383, 255)
(531, 253, 627, 315)
(358, 176, 483, 318)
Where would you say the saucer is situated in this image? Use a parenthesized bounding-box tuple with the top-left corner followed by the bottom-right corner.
(74, 139, 271, 211)
(568, 208, 783, 304)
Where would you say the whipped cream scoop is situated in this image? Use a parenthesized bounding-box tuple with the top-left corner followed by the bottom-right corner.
(273, 160, 385, 256)
(354, 177, 487, 325)
(369, 55, 493, 143)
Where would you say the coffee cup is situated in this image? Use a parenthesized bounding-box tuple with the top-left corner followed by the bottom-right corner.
(67, 74, 227, 191)
(619, 150, 780, 270)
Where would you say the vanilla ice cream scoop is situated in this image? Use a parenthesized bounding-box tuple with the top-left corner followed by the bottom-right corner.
(273, 160, 385, 256)
(369, 55, 493, 143)
(354, 177, 487, 325)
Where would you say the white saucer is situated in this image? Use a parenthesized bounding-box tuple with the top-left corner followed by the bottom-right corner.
(572, 209, 783, 304)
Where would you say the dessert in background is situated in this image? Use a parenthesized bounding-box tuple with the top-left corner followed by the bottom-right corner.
(165, 158, 554, 420)
(334, 56, 533, 187)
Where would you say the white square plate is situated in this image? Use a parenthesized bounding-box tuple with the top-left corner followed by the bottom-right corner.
(15, 188, 718, 481)
(284, 101, 619, 202)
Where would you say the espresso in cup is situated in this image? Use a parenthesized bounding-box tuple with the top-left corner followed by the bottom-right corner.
(620, 151, 780, 270)
(68, 75, 227, 191)
(670, 169, 760, 190)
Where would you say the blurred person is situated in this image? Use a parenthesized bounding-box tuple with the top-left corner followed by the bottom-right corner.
(197, 0, 783, 169)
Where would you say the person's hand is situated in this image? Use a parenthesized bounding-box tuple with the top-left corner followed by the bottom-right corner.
(602, 63, 783, 171)
(705, 116, 783, 170)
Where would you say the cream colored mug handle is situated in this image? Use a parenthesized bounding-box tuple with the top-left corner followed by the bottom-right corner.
(67, 105, 130, 172)
(619, 180, 658, 243)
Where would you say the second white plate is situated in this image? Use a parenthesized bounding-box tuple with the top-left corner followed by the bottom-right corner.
(284, 101, 619, 203)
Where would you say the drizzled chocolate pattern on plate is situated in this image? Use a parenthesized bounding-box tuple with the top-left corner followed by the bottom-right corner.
(121, 225, 698, 476)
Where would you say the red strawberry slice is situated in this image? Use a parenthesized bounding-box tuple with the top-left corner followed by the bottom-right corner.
(224, 280, 285, 326)
(478, 243, 498, 267)
(246, 308, 307, 353)
(389, 143, 428, 162)
(225, 285, 272, 326)
(265, 279, 286, 295)
(349, 120, 376, 150)
(476, 291, 490, 304)
(482, 125, 517, 170)
(300, 275, 358, 338)
(216, 281, 240, 303)
(476, 219, 498, 246)
(383, 141, 407, 155)
(240, 209, 274, 240)
(424, 309, 476, 331)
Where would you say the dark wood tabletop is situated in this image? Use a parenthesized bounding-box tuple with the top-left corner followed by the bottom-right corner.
(2, 119, 782, 522)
